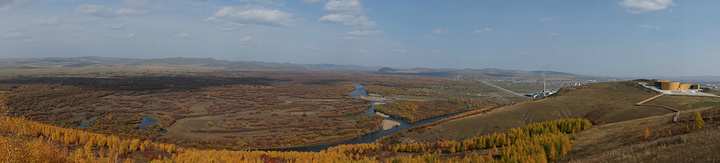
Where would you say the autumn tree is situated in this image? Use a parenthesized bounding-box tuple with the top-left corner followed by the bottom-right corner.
(694, 112, 704, 130)
(0, 93, 8, 117)
(643, 127, 650, 139)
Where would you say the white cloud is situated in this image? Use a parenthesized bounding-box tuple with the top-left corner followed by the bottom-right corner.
(75, 4, 115, 17)
(4, 32, 27, 39)
(0, 0, 36, 11)
(121, 33, 135, 38)
(324, 0, 363, 14)
(122, 0, 147, 8)
(619, 0, 674, 14)
(104, 24, 126, 30)
(221, 23, 245, 31)
(318, 14, 376, 28)
(303, 45, 325, 50)
(635, 24, 659, 29)
(511, 49, 529, 55)
(205, 5, 297, 27)
(302, 0, 324, 3)
(237, 36, 253, 44)
(75, 4, 147, 18)
(31, 17, 61, 25)
(473, 28, 493, 34)
(540, 18, 552, 21)
(549, 32, 559, 36)
(341, 36, 360, 42)
(174, 33, 190, 38)
(391, 49, 406, 53)
(353, 49, 366, 53)
(240, 0, 276, 5)
(320, 0, 377, 29)
(346, 30, 381, 36)
(434, 29, 448, 34)
(115, 8, 147, 16)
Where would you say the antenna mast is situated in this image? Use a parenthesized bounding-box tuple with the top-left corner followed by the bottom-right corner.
(543, 72, 546, 95)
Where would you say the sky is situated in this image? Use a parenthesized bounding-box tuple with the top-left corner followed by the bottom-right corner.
(0, 0, 718, 77)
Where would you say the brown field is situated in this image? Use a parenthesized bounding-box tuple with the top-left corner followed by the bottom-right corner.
(0, 66, 556, 150)
(0, 71, 385, 149)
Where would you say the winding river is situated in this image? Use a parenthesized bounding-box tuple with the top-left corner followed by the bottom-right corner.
(274, 83, 470, 152)
(77, 116, 164, 133)
(76, 83, 472, 152)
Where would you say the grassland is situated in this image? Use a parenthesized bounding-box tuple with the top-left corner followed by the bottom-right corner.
(364, 77, 529, 102)
(702, 88, 720, 96)
(562, 106, 720, 162)
(644, 95, 720, 111)
(392, 80, 720, 144)
(373, 99, 510, 123)
(486, 81, 562, 94)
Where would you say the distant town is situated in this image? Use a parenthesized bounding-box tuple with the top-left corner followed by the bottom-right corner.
(483, 78, 619, 87)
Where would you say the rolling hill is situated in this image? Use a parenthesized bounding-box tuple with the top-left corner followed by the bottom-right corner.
(391, 80, 720, 143)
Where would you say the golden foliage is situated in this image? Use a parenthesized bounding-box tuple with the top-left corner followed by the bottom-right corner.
(0, 93, 8, 117)
(0, 134, 69, 162)
(694, 112, 704, 130)
(0, 109, 591, 163)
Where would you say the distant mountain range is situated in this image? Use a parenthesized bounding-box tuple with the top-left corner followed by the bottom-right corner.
(376, 67, 594, 79)
(0, 56, 594, 79)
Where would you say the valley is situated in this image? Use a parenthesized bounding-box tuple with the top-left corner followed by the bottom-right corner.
(1, 57, 719, 162)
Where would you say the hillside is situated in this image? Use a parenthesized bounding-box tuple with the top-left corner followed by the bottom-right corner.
(393, 80, 720, 143)
(562, 105, 720, 162)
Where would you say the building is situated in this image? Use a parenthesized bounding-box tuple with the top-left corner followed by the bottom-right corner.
(650, 79, 700, 91)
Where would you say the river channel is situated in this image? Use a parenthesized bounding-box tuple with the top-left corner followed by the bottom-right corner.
(273, 83, 470, 152)
(77, 116, 163, 133)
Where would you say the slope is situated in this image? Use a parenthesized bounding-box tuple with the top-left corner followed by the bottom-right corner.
(395, 80, 720, 143)
(562, 105, 720, 162)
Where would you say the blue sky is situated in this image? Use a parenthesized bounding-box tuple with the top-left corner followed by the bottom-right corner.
(0, 0, 717, 77)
